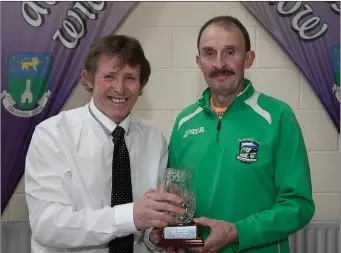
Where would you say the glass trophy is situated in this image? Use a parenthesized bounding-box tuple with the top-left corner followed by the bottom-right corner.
(158, 168, 204, 248)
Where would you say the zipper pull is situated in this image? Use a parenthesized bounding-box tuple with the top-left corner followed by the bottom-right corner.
(217, 119, 222, 130)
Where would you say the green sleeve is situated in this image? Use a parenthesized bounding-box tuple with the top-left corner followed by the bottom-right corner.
(234, 106, 315, 251)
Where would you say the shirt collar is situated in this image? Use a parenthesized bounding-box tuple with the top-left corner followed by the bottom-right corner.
(89, 97, 131, 136)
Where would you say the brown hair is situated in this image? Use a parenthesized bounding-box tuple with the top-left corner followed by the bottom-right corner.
(197, 16, 251, 53)
(81, 34, 151, 92)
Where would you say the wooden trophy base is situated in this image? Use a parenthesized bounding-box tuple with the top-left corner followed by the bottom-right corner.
(158, 223, 204, 248)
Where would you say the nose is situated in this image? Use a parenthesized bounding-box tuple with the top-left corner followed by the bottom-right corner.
(113, 78, 125, 95)
(214, 54, 226, 69)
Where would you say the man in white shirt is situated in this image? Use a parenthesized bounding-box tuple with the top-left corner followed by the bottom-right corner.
(25, 34, 184, 253)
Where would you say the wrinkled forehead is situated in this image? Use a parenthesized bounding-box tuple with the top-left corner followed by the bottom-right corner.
(98, 54, 140, 74)
(199, 24, 245, 51)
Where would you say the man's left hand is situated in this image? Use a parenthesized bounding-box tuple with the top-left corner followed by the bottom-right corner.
(188, 217, 238, 253)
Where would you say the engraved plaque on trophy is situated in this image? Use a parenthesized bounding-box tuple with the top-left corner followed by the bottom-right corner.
(158, 168, 204, 248)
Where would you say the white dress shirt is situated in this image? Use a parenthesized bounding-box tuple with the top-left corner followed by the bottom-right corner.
(25, 98, 167, 253)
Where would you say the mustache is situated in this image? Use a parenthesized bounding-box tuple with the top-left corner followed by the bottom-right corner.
(209, 67, 235, 78)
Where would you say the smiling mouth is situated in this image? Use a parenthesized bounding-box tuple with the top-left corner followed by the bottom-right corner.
(107, 96, 128, 104)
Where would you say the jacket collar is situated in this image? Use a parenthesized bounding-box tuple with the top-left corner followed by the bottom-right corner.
(197, 78, 255, 111)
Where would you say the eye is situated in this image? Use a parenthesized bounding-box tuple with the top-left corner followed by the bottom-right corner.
(104, 75, 114, 80)
(205, 50, 215, 57)
(126, 76, 136, 80)
(225, 49, 235, 55)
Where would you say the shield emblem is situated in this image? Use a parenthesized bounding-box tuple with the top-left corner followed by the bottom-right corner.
(2, 53, 52, 117)
(237, 141, 259, 163)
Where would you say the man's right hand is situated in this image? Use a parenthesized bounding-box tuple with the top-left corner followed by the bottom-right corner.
(133, 187, 184, 230)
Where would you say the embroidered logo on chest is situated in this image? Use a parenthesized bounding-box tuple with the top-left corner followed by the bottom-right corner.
(183, 127, 205, 138)
(237, 139, 259, 164)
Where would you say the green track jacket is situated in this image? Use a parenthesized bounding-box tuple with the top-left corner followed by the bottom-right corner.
(168, 79, 315, 253)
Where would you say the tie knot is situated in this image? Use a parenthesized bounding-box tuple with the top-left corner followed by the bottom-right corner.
(112, 126, 125, 144)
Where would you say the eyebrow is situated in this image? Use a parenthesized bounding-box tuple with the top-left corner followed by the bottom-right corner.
(102, 71, 138, 77)
(102, 71, 117, 75)
(201, 45, 239, 52)
(125, 72, 135, 76)
(202, 46, 214, 52)
(224, 45, 238, 50)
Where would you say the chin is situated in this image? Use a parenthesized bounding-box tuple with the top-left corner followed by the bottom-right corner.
(112, 111, 130, 121)
(210, 82, 229, 90)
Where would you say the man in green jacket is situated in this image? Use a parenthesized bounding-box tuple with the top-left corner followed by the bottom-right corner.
(166, 15, 315, 253)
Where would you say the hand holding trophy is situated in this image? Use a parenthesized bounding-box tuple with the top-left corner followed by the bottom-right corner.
(158, 168, 204, 248)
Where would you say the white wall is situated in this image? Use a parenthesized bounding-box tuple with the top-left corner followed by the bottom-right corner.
(2, 2, 339, 222)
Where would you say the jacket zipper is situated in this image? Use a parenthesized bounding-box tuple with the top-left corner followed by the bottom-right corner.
(196, 100, 226, 144)
(216, 116, 222, 143)
(198, 106, 223, 143)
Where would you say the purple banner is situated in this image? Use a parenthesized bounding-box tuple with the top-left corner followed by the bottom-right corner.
(1, 1, 137, 213)
(243, 1, 340, 131)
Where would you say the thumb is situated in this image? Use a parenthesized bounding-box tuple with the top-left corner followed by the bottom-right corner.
(156, 183, 165, 193)
(150, 228, 162, 245)
(143, 188, 154, 197)
(145, 189, 154, 194)
(193, 217, 214, 227)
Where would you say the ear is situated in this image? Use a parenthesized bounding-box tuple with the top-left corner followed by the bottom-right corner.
(196, 55, 203, 70)
(244, 50, 255, 69)
(139, 77, 149, 96)
(141, 77, 149, 89)
(142, 77, 149, 87)
(81, 70, 94, 89)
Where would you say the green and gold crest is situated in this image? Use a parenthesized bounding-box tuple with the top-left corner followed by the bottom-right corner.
(1, 53, 52, 117)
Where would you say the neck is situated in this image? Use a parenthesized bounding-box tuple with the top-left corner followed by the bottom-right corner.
(92, 99, 125, 125)
(211, 82, 245, 108)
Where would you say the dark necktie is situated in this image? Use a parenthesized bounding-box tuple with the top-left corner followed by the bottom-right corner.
(109, 126, 134, 253)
